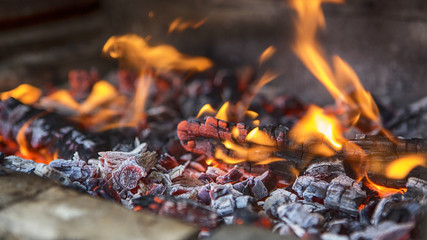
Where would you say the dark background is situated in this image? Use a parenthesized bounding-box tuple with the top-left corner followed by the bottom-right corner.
(0, 0, 426, 109)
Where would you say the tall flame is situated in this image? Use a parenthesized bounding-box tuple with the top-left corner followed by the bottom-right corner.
(289, 0, 381, 127)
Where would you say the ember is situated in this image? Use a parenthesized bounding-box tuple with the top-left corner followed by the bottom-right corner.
(0, 0, 427, 239)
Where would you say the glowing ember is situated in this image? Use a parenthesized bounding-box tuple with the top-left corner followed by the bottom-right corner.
(168, 18, 207, 33)
(386, 154, 426, 179)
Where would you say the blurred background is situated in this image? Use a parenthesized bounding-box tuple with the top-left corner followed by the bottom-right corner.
(0, 0, 426, 108)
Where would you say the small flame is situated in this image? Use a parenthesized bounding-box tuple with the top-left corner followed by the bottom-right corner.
(290, 105, 342, 152)
(1, 84, 42, 105)
(197, 104, 216, 118)
(168, 18, 207, 33)
(365, 176, 407, 198)
(386, 154, 426, 179)
(246, 127, 276, 147)
(259, 45, 277, 65)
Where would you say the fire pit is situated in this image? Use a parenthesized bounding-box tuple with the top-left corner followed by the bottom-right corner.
(0, 0, 427, 239)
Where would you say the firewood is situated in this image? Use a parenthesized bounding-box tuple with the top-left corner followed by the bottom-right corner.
(0, 98, 135, 160)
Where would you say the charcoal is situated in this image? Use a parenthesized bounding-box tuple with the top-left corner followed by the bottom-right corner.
(146, 183, 166, 196)
(206, 166, 226, 179)
(33, 163, 73, 186)
(210, 184, 232, 200)
(324, 175, 366, 216)
(211, 194, 235, 217)
(235, 195, 255, 209)
(405, 177, 427, 202)
(91, 184, 121, 202)
(133, 195, 219, 229)
(299, 201, 328, 213)
(257, 170, 279, 191)
(198, 185, 211, 205)
(189, 161, 206, 172)
(168, 165, 185, 180)
(327, 219, 363, 235)
(273, 222, 294, 236)
(216, 166, 243, 184)
(251, 178, 269, 200)
(198, 173, 214, 183)
(49, 159, 95, 182)
(350, 221, 414, 240)
(277, 202, 325, 229)
(371, 194, 403, 225)
(359, 199, 380, 225)
(292, 176, 315, 197)
(1, 155, 38, 173)
(0, 152, 4, 161)
(232, 208, 271, 228)
(158, 153, 179, 170)
(302, 180, 329, 202)
(303, 160, 345, 181)
(372, 194, 425, 225)
(264, 189, 297, 218)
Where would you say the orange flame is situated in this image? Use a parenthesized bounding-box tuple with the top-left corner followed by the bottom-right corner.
(168, 18, 207, 33)
(365, 176, 407, 198)
(290, 105, 343, 153)
(1, 84, 42, 105)
(289, 0, 381, 128)
(386, 154, 426, 179)
(259, 45, 277, 65)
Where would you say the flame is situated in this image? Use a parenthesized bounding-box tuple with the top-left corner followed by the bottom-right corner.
(246, 127, 276, 147)
(290, 105, 343, 152)
(1, 84, 42, 105)
(197, 104, 216, 118)
(289, 0, 381, 128)
(259, 45, 277, 65)
(365, 176, 407, 198)
(168, 18, 207, 33)
(386, 154, 426, 179)
(103, 34, 212, 73)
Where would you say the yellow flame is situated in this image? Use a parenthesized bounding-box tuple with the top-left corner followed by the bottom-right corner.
(197, 104, 216, 118)
(259, 45, 277, 65)
(290, 105, 342, 151)
(80, 80, 118, 114)
(1, 84, 42, 105)
(103, 34, 212, 73)
(289, 0, 381, 127)
(365, 176, 407, 198)
(386, 154, 426, 179)
(215, 102, 230, 121)
(168, 18, 207, 33)
(246, 127, 276, 147)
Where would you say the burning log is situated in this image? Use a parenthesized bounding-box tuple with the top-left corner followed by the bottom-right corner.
(0, 98, 135, 161)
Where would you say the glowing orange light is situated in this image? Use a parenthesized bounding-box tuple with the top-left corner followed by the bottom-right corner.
(259, 45, 277, 65)
(290, 105, 343, 152)
(245, 127, 276, 147)
(1, 84, 42, 105)
(215, 102, 230, 121)
(386, 154, 426, 179)
(197, 104, 216, 118)
(168, 18, 207, 33)
(365, 176, 406, 198)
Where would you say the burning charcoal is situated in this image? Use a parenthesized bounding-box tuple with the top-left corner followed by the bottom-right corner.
(211, 194, 235, 217)
(299, 201, 328, 214)
(1, 155, 38, 173)
(235, 195, 255, 210)
(264, 189, 297, 218)
(198, 173, 214, 183)
(404, 177, 427, 203)
(324, 175, 366, 216)
(216, 166, 243, 184)
(206, 166, 226, 179)
(133, 195, 219, 229)
(359, 199, 379, 225)
(189, 161, 206, 172)
(350, 221, 415, 240)
(257, 170, 279, 192)
(210, 184, 232, 200)
(168, 165, 185, 180)
(302, 180, 329, 202)
(277, 202, 324, 237)
(49, 159, 95, 182)
(232, 208, 272, 228)
(91, 184, 121, 202)
(146, 183, 166, 196)
(292, 175, 315, 197)
(303, 160, 345, 181)
(250, 178, 269, 200)
(158, 153, 179, 170)
(198, 185, 211, 205)
(277, 202, 325, 229)
(327, 219, 363, 235)
(112, 160, 147, 190)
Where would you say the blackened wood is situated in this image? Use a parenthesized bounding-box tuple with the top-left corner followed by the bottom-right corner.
(0, 98, 122, 160)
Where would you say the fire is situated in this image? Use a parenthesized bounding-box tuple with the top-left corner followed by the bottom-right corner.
(364, 176, 407, 198)
(386, 154, 426, 179)
(289, 105, 343, 153)
(1, 84, 42, 105)
(289, 0, 381, 128)
(168, 18, 207, 33)
(259, 46, 277, 65)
